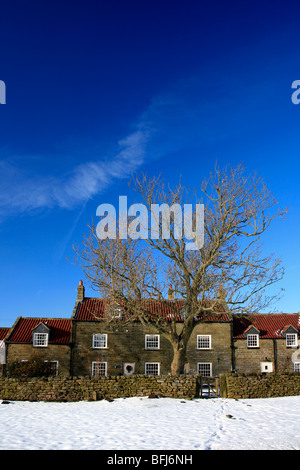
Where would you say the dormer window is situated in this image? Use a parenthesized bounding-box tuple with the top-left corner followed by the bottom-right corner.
(282, 325, 298, 348)
(106, 303, 123, 320)
(180, 309, 186, 321)
(286, 333, 298, 348)
(32, 322, 50, 347)
(247, 334, 259, 348)
(112, 307, 123, 319)
(33, 332, 48, 347)
(243, 325, 260, 348)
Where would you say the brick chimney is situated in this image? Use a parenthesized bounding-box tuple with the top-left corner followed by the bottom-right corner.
(167, 284, 174, 301)
(77, 280, 85, 302)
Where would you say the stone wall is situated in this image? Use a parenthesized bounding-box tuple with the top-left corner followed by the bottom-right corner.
(0, 373, 299, 402)
(0, 375, 200, 402)
(220, 373, 300, 399)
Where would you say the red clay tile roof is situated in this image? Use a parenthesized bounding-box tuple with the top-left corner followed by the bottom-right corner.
(74, 298, 230, 322)
(6, 318, 71, 344)
(233, 314, 300, 339)
(0, 328, 10, 341)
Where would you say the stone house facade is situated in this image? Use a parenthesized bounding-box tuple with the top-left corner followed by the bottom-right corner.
(1, 281, 300, 378)
(232, 314, 300, 374)
(4, 317, 72, 376)
(70, 300, 233, 377)
(70, 281, 233, 377)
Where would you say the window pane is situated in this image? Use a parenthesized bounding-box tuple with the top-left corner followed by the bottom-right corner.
(93, 334, 107, 348)
(92, 362, 107, 376)
(197, 363, 212, 377)
(197, 335, 211, 349)
(33, 333, 48, 347)
(247, 334, 258, 348)
(145, 362, 160, 375)
(145, 335, 160, 349)
(286, 334, 297, 347)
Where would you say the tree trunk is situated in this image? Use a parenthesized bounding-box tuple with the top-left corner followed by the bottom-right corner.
(170, 344, 187, 375)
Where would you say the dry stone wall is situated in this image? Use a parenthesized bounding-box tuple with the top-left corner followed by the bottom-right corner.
(0, 373, 299, 402)
(220, 373, 300, 399)
(0, 375, 200, 402)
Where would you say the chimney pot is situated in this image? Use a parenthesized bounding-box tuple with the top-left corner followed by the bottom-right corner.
(168, 285, 174, 301)
(77, 281, 85, 302)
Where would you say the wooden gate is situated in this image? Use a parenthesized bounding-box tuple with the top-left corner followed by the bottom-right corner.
(198, 376, 220, 398)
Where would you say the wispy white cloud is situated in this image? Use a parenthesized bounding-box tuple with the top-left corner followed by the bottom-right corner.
(0, 76, 227, 220)
(0, 128, 149, 218)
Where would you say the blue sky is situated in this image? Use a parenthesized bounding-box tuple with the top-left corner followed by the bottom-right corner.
(0, 0, 300, 326)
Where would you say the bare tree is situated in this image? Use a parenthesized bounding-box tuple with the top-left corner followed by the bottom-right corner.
(73, 163, 287, 375)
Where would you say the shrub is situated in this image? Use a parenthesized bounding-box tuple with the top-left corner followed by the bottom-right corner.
(7, 358, 55, 378)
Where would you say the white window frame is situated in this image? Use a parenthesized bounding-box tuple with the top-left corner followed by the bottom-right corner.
(113, 307, 123, 318)
(197, 335, 211, 350)
(92, 333, 107, 349)
(286, 333, 298, 348)
(145, 362, 160, 375)
(294, 362, 300, 373)
(33, 332, 48, 347)
(145, 334, 160, 350)
(247, 334, 259, 348)
(44, 360, 59, 376)
(106, 305, 123, 319)
(197, 362, 212, 377)
(92, 361, 107, 377)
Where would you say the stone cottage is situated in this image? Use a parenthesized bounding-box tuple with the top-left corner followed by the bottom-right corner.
(4, 317, 72, 376)
(1, 281, 299, 378)
(232, 313, 300, 374)
(70, 294, 232, 377)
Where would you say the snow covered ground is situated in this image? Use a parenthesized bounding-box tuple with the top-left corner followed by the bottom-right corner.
(0, 396, 299, 450)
